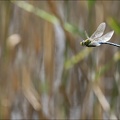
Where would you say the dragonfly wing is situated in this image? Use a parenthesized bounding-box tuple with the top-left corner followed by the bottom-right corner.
(97, 31, 114, 42)
(90, 22, 106, 40)
(85, 31, 89, 39)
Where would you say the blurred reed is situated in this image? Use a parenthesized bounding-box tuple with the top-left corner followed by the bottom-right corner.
(0, 0, 119, 119)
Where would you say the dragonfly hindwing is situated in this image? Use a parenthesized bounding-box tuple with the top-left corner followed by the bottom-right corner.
(97, 31, 114, 42)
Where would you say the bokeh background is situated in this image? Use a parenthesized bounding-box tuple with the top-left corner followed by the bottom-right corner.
(0, 1, 120, 119)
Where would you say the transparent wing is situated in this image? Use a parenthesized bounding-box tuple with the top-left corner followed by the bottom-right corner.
(96, 31, 114, 42)
(90, 22, 106, 40)
(85, 31, 89, 39)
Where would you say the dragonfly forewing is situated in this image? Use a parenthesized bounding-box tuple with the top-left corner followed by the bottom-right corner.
(90, 22, 106, 40)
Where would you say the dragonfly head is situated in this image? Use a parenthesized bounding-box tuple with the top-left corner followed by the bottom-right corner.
(80, 39, 91, 46)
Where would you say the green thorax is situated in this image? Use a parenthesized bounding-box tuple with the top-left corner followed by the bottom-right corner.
(83, 39, 91, 46)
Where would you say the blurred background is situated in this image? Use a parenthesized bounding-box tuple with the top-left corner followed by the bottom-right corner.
(0, 0, 120, 119)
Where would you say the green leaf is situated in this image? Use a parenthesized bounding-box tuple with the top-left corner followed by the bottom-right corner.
(88, 0, 96, 9)
(12, 1, 59, 24)
(65, 48, 93, 69)
(64, 23, 84, 37)
(107, 18, 120, 34)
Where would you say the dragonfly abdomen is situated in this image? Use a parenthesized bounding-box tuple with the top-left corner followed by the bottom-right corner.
(100, 42, 120, 48)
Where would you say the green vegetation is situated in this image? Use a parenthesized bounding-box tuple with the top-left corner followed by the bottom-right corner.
(0, 1, 119, 119)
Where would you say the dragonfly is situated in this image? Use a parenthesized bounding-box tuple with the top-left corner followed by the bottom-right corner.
(80, 22, 120, 47)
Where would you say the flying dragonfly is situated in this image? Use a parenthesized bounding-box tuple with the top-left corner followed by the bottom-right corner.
(80, 22, 120, 47)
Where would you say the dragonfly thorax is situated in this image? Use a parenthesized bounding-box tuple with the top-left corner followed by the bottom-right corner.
(81, 39, 91, 46)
